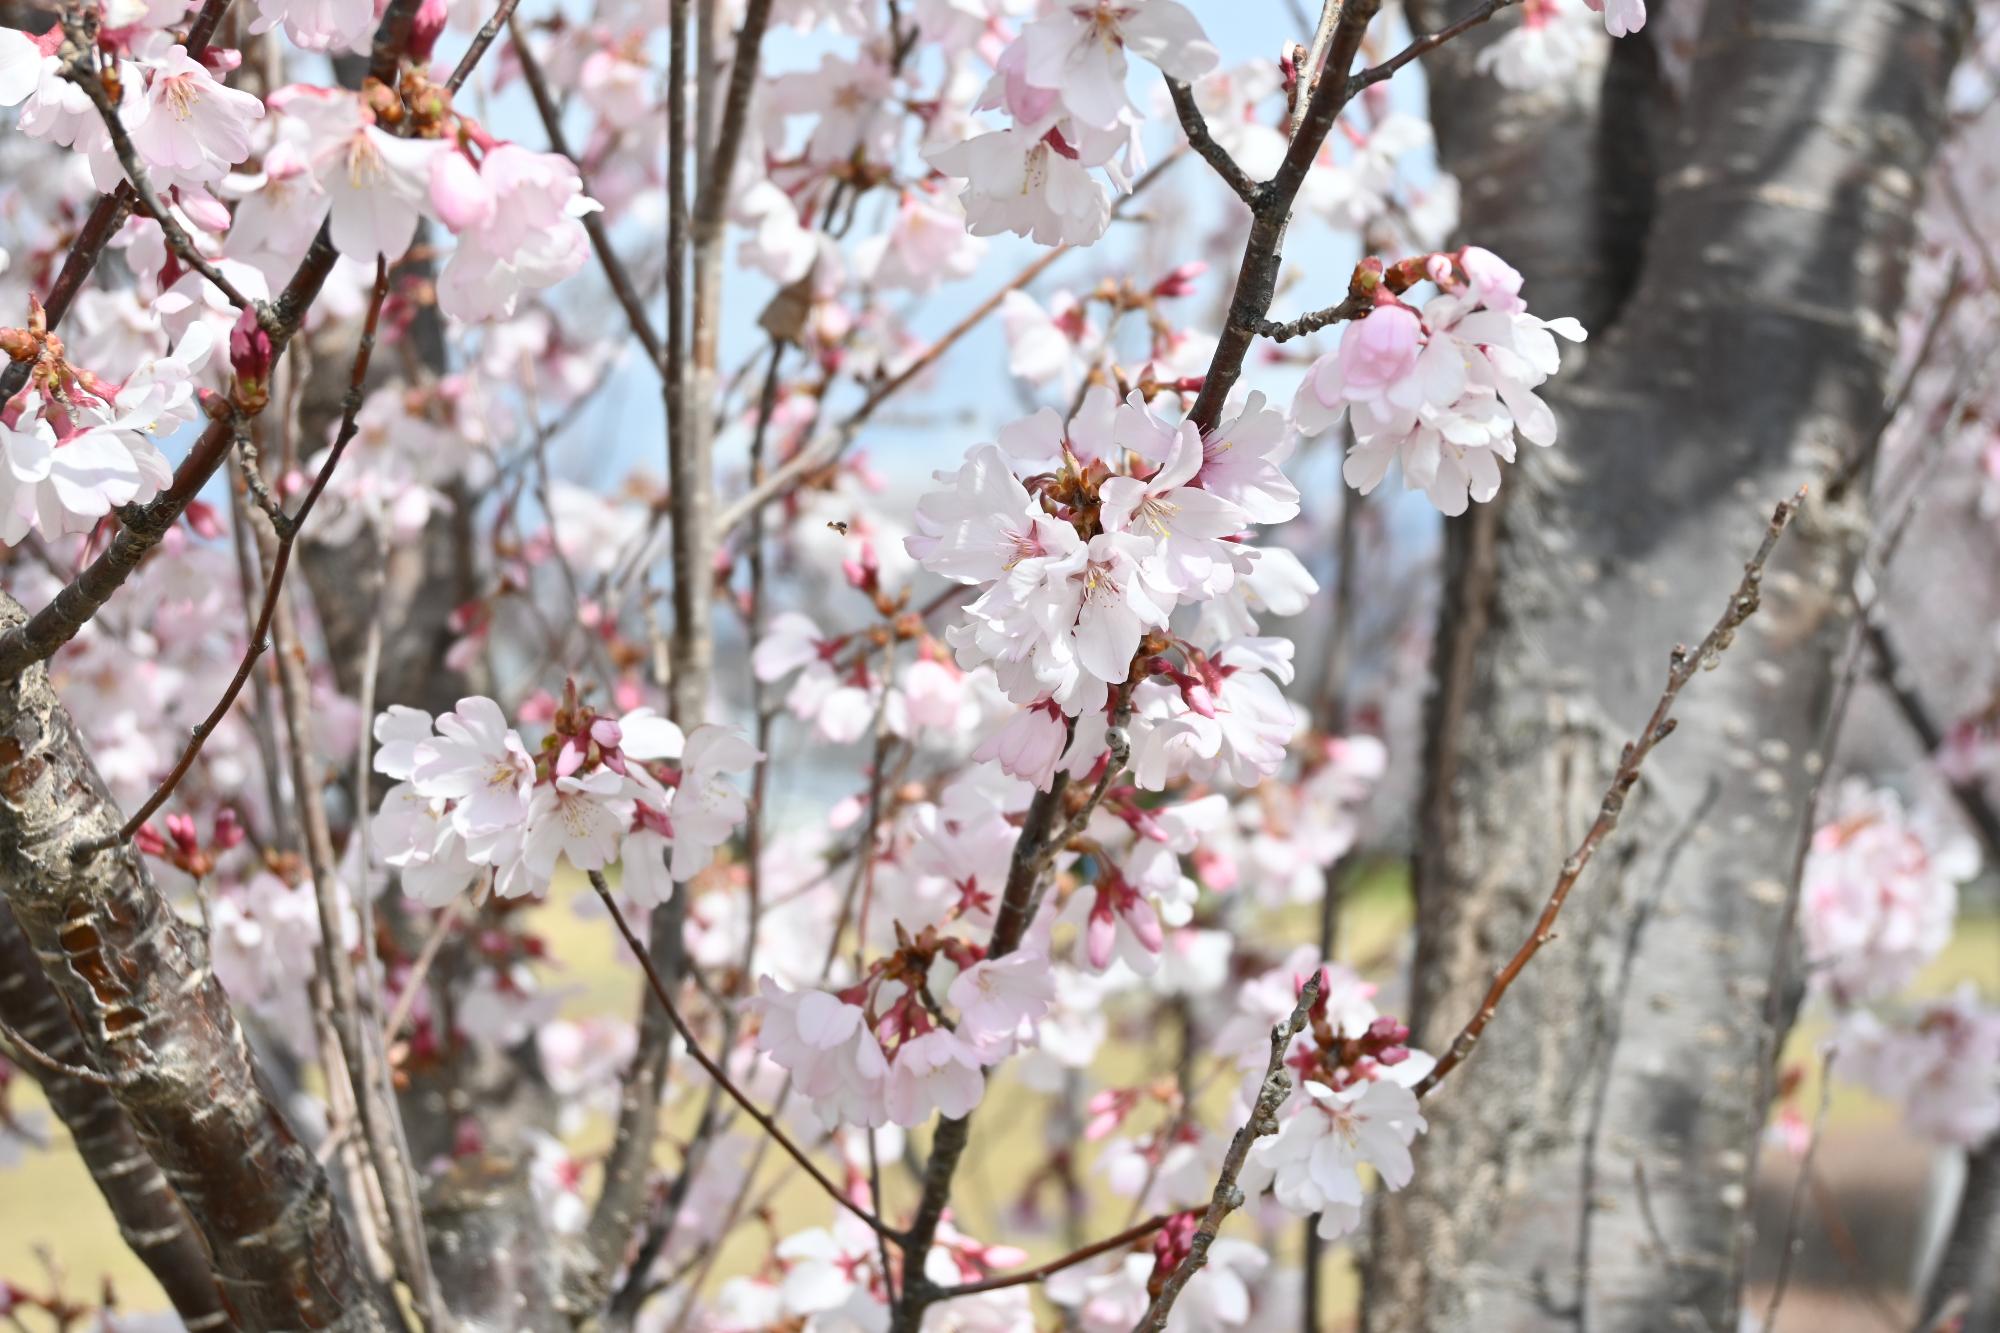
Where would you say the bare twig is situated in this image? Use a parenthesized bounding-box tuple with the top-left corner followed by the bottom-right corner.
(1167, 78, 1258, 204)
(69, 260, 393, 861)
(1863, 615, 2000, 868)
(1759, 1046, 1836, 1333)
(930, 1214, 1173, 1301)
(1414, 489, 1806, 1097)
(712, 153, 1183, 540)
(1346, 0, 1523, 95)
(57, 17, 256, 314)
(1132, 971, 1323, 1331)
(1257, 291, 1372, 342)
(511, 15, 666, 372)
(0, 1014, 129, 1088)
(444, 0, 523, 92)
(583, 871, 901, 1240)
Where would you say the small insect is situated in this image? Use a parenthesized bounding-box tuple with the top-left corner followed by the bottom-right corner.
(826, 520, 850, 536)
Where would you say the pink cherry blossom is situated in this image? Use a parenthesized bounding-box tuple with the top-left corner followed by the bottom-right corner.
(128, 47, 264, 188)
(886, 1029, 987, 1125)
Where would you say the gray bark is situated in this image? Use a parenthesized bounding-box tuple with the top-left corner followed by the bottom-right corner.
(0, 589, 394, 1333)
(1365, 0, 1968, 1326)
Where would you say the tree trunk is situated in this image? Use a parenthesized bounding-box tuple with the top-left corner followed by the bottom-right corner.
(1365, 0, 1968, 1325)
(0, 590, 395, 1332)
(0, 903, 228, 1329)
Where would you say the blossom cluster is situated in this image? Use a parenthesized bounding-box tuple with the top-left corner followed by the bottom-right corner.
(905, 386, 1310, 790)
(371, 687, 758, 908)
(1293, 249, 1586, 515)
(1795, 782, 1996, 1149)
(929, 0, 1217, 245)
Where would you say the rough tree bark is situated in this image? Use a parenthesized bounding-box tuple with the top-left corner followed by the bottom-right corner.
(1365, 0, 1968, 1326)
(0, 903, 228, 1329)
(0, 590, 395, 1332)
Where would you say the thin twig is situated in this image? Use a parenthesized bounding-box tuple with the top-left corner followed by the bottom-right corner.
(444, 0, 523, 93)
(584, 871, 900, 1240)
(69, 259, 393, 862)
(1167, 78, 1258, 204)
(1414, 489, 1806, 1097)
(0, 1016, 129, 1088)
(1132, 971, 1323, 1331)
(383, 897, 468, 1043)
(1760, 1047, 1837, 1333)
(930, 1214, 1173, 1300)
(511, 15, 666, 372)
(712, 153, 1184, 541)
(1346, 0, 1523, 95)
(1257, 291, 1371, 343)
(58, 16, 256, 314)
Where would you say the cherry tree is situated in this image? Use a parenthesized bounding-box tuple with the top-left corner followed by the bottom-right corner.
(0, 0, 1992, 1326)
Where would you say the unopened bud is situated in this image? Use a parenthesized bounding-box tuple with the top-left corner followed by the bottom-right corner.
(1150, 262, 1206, 299)
(0, 328, 35, 362)
(408, 0, 449, 63)
(229, 307, 272, 412)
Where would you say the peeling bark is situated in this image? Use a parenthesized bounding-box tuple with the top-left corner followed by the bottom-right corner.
(1367, 0, 1967, 1326)
(0, 590, 394, 1333)
(0, 903, 228, 1329)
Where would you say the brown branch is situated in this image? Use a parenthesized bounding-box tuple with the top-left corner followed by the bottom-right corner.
(583, 871, 900, 1240)
(1413, 489, 1806, 1098)
(931, 1214, 1173, 1301)
(511, 15, 667, 373)
(0, 225, 342, 681)
(1133, 971, 1323, 1331)
(1184, 0, 1381, 431)
(260, 493, 447, 1328)
(1166, 77, 1258, 204)
(444, 0, 523, 93)
(711, 152, 1183, 540)
(57, 14, 255, 314)
(69, 259, 393, 862)
(0, 0, 228, 405)
(1256, 291, 1372, 343)
(1862, 614, 2000, 869)
(1759, 1046, 1836, 1333)
(1346, 0, 1523, 95)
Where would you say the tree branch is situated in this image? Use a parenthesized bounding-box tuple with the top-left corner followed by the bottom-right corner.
(583, 871, 900, 1240)
(1133, 971, 1323, 1331)
(1413, 489, 1805, 1097)
(1346, 0, 1522, 95)
(511, 16, 667, 373)
(69, 259, 393, 861)
(1167, 77, 1258, 204)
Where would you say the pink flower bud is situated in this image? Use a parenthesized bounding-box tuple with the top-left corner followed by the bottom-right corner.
(229, 306, 272, 386)
(184, 500, 225, 540)
(1150, 262, 1206, 299)
(408, 0, 449, 63)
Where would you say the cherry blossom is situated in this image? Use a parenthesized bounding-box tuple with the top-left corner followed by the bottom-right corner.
(1018, 0, 1218, 127)
(1801, 783, 1977, 1004)
(1246, 1076, 1428, 1239)
(885, 1029, 988, 1125)
(273, 86, 443, 260)
(128, 47, 265, 188)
